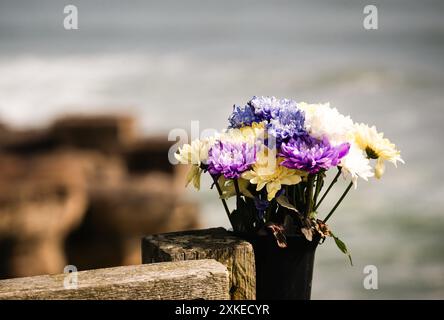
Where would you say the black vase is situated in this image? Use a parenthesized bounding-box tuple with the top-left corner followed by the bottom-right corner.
(238, 232, 319, 300)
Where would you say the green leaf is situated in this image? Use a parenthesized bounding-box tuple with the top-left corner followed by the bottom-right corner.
(331, 233, 353, 266)
(276, 195, 303, 219)
(308, 210, 317, 219)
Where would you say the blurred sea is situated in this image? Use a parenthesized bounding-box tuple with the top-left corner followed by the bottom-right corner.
(0, 0, 443, 298)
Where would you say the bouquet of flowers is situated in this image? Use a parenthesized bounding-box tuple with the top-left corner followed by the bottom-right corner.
(175, 96, 403, 263)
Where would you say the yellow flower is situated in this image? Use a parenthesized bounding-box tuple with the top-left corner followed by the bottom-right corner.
(353, 123, 404, 179)
(219, 122, 267, 146)
(239, 121, 267, 140)
(241, 147, 303, 201)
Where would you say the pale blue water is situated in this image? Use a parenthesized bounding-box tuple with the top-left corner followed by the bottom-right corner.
(0, 0, 443, 299)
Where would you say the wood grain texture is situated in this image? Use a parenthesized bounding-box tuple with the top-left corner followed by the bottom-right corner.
(0, 259, 229, 300)
(142, 228, 256, 300)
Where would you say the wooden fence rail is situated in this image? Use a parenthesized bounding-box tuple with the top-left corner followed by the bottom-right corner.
(0, 259, 229, 300)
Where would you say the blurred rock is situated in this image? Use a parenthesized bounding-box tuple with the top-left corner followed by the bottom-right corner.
(0, 152, 87, 237)
(0, 127, 55, 155)
(66, 172, 200, 268)
(50, 115, 136, 152)
(123, 137, 189, 194)
(124, 136, 174, 174)
(88, 172, 198, 234)
(0, 115, 199, 278)
(75, 150, 127, 189)
(0, 152, 88, 278)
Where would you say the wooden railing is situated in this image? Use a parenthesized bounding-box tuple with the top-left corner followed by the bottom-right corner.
(0, 228, 253, 300)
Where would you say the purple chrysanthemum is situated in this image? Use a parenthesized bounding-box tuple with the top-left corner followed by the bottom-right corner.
(247, 96, 307, 144)
(208, 141, 256, 179)
(228, 104, 261, 128)
(267, 106, 306, 144)
(248, 96, 283, 121)
(279, 135, 350, 174)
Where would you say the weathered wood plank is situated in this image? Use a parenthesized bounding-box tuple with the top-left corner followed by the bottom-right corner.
(142, 228, 256, 300)
(0, 259, 229, 300)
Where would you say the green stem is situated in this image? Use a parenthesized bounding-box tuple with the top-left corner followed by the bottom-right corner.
(324, 182, 353, 223)
(305, 174, 315, 217)
(315, 168, 342, 211)
(297, 183, 304, 205)
(233, 179, 245, 219)
(234, 179, 241, 200)
(212, 175, 231, 222)
(313, 172, 323, 209)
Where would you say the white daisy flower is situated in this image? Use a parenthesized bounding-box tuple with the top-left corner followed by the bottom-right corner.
(298, 102, 354, 146)
(339, 142, 374, 187)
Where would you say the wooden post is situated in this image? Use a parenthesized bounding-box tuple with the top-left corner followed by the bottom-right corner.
(142, 227, 256, 300)
(0, 259, 229, 300)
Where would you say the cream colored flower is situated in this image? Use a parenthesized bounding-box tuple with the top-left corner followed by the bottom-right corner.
(353, 123, 404, 179)
(175, 138, 212, 165)
(241, 147, 303, 201)
(175, 137, 215, 190)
